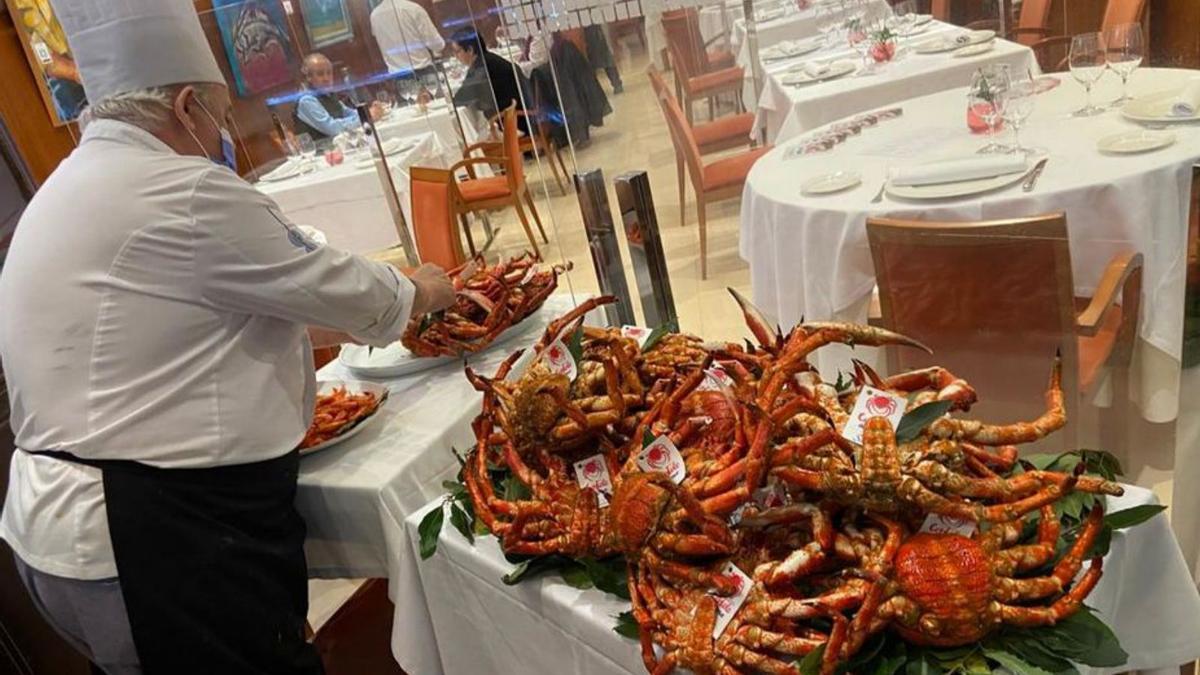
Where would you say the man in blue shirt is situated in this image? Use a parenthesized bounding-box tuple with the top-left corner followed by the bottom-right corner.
(292, 53, 383, 145)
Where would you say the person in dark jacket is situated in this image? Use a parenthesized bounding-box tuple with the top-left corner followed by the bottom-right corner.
(449, 28, 533, 128)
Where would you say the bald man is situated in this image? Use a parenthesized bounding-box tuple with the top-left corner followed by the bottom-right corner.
(292, 53, 382, 144)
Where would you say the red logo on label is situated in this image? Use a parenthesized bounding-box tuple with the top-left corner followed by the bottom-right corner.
(548, 346, 563, 360)
(582, 460, 602, 479)
(866, 394, 898, 416)
(646, 446, 668, 468)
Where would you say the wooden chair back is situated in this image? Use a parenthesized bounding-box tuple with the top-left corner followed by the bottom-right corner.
(1102, 0, 1148, 30)
(867, 213, 1081, 436)
(930, 0, 951, 22)
(649, 67, 704, 193)
(410, 166, 465, 269)
(661, 9, 707, 78)
(1014, 0, 1053, 45)
(499, 105, 525, 191)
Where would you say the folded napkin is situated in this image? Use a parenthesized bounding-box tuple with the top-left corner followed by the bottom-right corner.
(804, 61, 831, 78)
(1170, 78, 1200, 117)
(890, 155, 1027, 187)
(260, 158, 302, 181)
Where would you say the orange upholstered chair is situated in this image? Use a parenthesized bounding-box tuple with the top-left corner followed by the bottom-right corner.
(655, 74, 770, 279)
(1030, 0, 1148, 72)
(649, 66, 756, 226)
(867, 213, 1142, 451)
(485, 108, 569, 195)
(661, 8, 744, 124)
(410, 166, 467, 269)
(448, 105, 548, 258)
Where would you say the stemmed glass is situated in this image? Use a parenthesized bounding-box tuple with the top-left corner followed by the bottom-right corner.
(296, 133, 317, 172)
(969, 64, 1010, 153)
(1069, 32, 1107, 117)
(1103, 22, 1143, 107)
(1003, 70, 1038, 157)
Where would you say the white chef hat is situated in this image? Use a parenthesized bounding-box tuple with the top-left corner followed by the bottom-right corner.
(51, 0, 226, 104)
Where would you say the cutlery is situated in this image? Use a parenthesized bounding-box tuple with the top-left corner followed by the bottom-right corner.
(870, 181, 887, 203)
(1022, 158, 1049, 192)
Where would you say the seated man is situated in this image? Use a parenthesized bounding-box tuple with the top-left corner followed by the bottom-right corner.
(292, 53, 382, 145)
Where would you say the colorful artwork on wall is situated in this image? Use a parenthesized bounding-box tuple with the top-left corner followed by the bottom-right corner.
(5, 0, 87, 125)
(300, 0, 354, 47)
(212, 0, 297, 96)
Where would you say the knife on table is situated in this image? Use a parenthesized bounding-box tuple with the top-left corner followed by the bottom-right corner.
(1022, 158, 1049, 192)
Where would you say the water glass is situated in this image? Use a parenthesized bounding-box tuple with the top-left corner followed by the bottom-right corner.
(1003, 71, 1038, 157)
(969, 64, 1010, 153)
(1069, 32, 1107, 117)
(296, 133, 317, 171)
(1103, 22, 1143, 106)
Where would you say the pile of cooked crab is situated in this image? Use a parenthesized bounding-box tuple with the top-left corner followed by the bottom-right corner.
(453, 292, 1125, 675)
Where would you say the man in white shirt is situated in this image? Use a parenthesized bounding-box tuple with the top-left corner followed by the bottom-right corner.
(0, 1, 454, 673)
(370, 0, 446, 78)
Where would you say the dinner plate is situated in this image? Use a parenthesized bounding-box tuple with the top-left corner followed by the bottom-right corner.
(895, 22, 932, 38)
(781, 60, 856, 85)
(373, 138, 418, 158)
(802, 171, 862, 195)
(761, 39, 822, 61)
(914, 29, 994, 54)
(1097, 130, 1176, 154)
(885, 158, 1035, 200)
(299, 380, 389, 456)
(1120, 90, 1200, 123)
(953, 41, 995, 58)
(257, 160, 306, 183)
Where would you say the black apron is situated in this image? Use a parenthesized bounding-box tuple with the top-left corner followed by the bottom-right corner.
(31, 449, 324, 675)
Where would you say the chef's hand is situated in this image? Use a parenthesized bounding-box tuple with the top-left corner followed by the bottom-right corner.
(409, 264, 455, 315)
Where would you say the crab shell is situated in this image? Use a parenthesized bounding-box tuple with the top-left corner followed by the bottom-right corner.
(892, 533, 998, 646)
(609, 472, 674, 552)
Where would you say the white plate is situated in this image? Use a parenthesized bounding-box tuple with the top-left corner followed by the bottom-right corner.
(915, 29, 995, 54)
(953, 41, 995, 58)
(802, 171, 862, 195)
(895, 23, 932, 38)
(1097, 130, 1177, 154)
(300, 380, 389, 455)
(885, 159, 1035, 200)
(781, 60, 856, 85)
(761, 39, 822, 61)
(1121, 90, 1200, 123)
(257, 160, 306, 183)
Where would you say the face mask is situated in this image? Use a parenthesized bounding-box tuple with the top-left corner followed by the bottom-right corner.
(186, 97, 238, 173)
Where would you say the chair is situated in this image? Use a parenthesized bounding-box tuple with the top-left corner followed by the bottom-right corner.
(309, 579, 404, 675)
(648, 66, 756, 224)
(449, 106, 548, 258)
(655, 74, 771, 279)
(485, 108, 569, 195)
(966, 0, 1054, 48)
(410, 166, 467, 269)
(661, 9, 744, 125)
(1031, 0, 1149, 72)
(866, 213, 1142, 450)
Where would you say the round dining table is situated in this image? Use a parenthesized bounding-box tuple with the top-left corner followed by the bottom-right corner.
(740, 67, 1200, 423)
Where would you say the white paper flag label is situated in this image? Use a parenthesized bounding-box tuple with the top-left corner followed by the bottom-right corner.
(637, 436, 686, 483)
(540, 338, 578, 380)
(698, 364, 734, 392)
(573, 454, 613, 507)
(621, 325, 653, 348)
(919, 513, 978, 537)
(841, 386, 907, 445)
(710, 563, 753, 638)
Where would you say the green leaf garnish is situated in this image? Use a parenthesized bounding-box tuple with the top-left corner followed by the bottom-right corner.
(796, 643, 826, 675)
(640, 319, 679, 353)
(895, 400, 954, 443)
(614, 611, 640, 639)
(418, 504, 444, 559)
(448, 503, 474, 545)
(1104, 504, 1165, 530)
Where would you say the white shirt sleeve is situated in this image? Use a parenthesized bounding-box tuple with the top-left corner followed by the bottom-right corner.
(189, 168, 415, 347)
(414, 5, 446, 55)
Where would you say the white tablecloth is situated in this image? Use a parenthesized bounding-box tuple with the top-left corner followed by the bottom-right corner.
(296, 294, 604, 673)
(256, 106, 471, 255)
(403, 485, 1200, 675)
(740, 67, 1199, 423)
(754, 23, 1038, 141)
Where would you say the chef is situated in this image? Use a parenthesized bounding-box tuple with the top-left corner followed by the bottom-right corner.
(0, 1, 454, 673)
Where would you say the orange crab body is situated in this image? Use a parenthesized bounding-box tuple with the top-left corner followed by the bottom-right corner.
(610, 472, 672, 551)
(893, 533, 997, 646)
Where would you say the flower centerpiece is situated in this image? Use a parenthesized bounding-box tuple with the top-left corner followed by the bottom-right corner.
(869, 25, 898, 62)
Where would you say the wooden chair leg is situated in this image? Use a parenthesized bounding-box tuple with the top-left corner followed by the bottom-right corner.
(685, 93, 695, 126)
(554, 145, 571, 193)
(511, 197, 543, 258)
(675, 155, 686, 227)
(523, 188, 549, 244)
(459, 212, 477, 256)
(707, 96, 714, 121)
(546, 143, 567, 195)
(697, 190, 708, 280)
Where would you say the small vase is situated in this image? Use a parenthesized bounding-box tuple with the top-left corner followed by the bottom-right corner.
(870, 39, 896, 63)
(966, 103, 1005, 134)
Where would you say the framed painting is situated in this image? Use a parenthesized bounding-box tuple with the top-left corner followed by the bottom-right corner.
(211, 0, 297, 96)
(301, 0, 353, 47)
(5, 0, 87, 125)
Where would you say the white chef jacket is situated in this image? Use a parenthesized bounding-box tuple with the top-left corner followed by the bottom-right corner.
(0, 119, 416, 579)
(370, 0, 446, 73)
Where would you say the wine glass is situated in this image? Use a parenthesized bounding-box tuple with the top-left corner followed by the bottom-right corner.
(1069, 32, 1107, 117)
(969, 64, 1010, 153)
(1103, 22, 1143, 107)
(296, 133, 317, 171)
(1003, 70, 1038, 157)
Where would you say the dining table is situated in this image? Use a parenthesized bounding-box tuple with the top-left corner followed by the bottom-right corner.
(403, 484, 1200, 675)
(254, 104, 477, 255)
(752, 21, 1038, 141)
(297, 293, 604, 673)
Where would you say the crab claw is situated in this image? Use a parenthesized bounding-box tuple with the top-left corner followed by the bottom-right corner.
(799, 322, 933, 354)
(851, 358, 885, 388)
(458, 289, 496, 313)
(728, 287, 781, 352)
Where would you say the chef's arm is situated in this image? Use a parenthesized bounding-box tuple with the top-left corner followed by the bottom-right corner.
(191, 169, 450, 346)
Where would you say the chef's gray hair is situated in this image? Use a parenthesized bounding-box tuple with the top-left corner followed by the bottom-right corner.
(84, 83, 224, 131)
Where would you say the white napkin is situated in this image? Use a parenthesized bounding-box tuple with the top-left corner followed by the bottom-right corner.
(1170, 78, 1200, 117)
(804, 61, 831, 78)
(260, 158, 302, 182)
(890, 156, 1027, 187)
